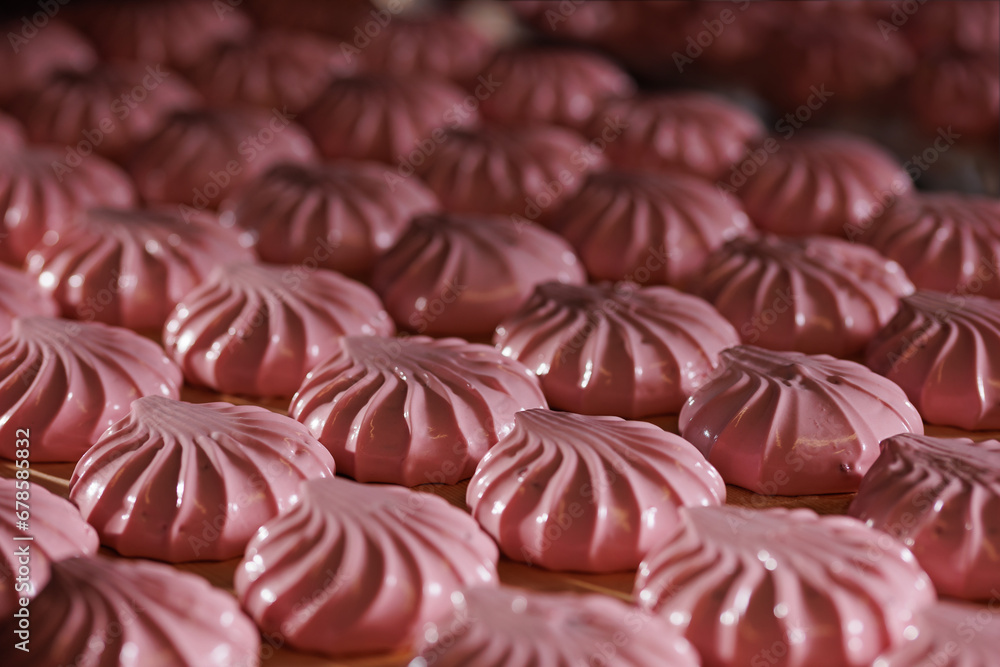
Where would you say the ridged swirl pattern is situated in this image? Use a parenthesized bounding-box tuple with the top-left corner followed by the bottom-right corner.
(185, 30, 355, 112)
(0, 317, 182, 462)
(416, 126, 601, 221)
(476, 47, 635, 129)
(300, 74, 478, 164)
(865, 290, 1000, 430)
(0, 20, 96, 103)
(862, 193, 1000, 298)
(494, 281, 740, 417)
(0, 264, 58, 338)
(0, 479, 98, 616)
(411, 586, 701, 667)
(634, 506, 936, 667)
(69, 0, 253, 69)
(129, 107, 318, 208)
(9, 62, 201, 163)
(69, 395, 337, 562)
(552, 169, 752, 286)
(0, 556, 260, 667)
(164, 262, 394, 397)
(850, 434, 1000, 600)
(290, 335, 547, 486)
(222, 160, 439, 279)
(679, 346, 924, 495)
(359, 15, 495, 81)
(738, 132, 914, 238)
(0, 146, 137, 265)
(372, 213, 586, 337)
(695, 235, 914, 356)
(467, 409, 725, 572)
(910, 51, 999, 139)
(235, 477, 499, 656)
(585, 92, 765, 179)
(26, 206, 256, 331)
(872, 601, 1000, 667)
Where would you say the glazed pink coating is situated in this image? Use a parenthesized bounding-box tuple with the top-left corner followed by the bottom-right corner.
(416, 126, 601, 221)
(910, 51, 999, 139)
(164, 262, 393, 398)
(0, 556, 260, 667)
(866, 291, 1000, 430)
(551, 170, 751, 286)
(0, 112, 25, 150)
(737, 133, 914, 238)
(679, 346, 923, 495)
(26, 206, 255, 331)
(494, 282, 740, 417)
(9, 62, 201, 163)
(467, 409, 725, 572)
(585, 92, 764, 179)
(0, 479, 98, 616)
(185, 30, 354, 112)
(69, 396, 335, 562)
(761, 15, 913, 109)
(849, 434, 1000, 600)
(358, 15, 494, 81)
(635, 506, 936, 667)
(0, 317, 182, 463)
(70, 0, 253, 69)
(372, 213, 585, 337)
(0, 20, 97, 103)
(861, 193, 1000, 298)
(221, 161, 439, 278)
(236, 477, 499, 656)
(872, 600, 1000, 667)
(695, 235, 914, 357)
(413, 586, 701, 667)
(0, 146, 137, 266)
(0, 264, 58, 338)
(129, 107, 318, 209)
(476, 47, 634, 129)
(290, 335, 547, 486)
(301, 75, 478, 164)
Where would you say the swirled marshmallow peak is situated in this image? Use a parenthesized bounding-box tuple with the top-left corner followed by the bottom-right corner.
(873, 600, 1000, 667)
(0, 146, 137, 266)
(372, 213, 585, 337)
(467, 409, 725, 572)
(164, 262, 393, 398)
(416, 125, 600, 221)
(27, 206, 255, 331)
(635, 506, 936, 667)
(551, 169, 751, 286)
(0, 317, 181, 463)
(69, 396, 336, 562)
(849, 434, 1000, 601)
(585, 91, 765, 179)
(221, 160, 439, 279)
(861, 193, 1000, 299)
(695, 234, 914, 356)
(359, 15, 495, 81)
(0, 556, 260, 667)
(475, 46, 635, 129)
(0, 264, 58, 338)
(866, 291, 1000, 430)
(412, 586, 701, 667)
(300, 74, 478, 164)
(290, 335, 547, 486)
(679, 346, 924, 495)
(0, 479, 98, 616)
(0, 20, 96, 103)
(129, 106, 318, 209)
(236, 477, 499, 657)
(494, 281, 740, 417)
(737, 132, 913, 238)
